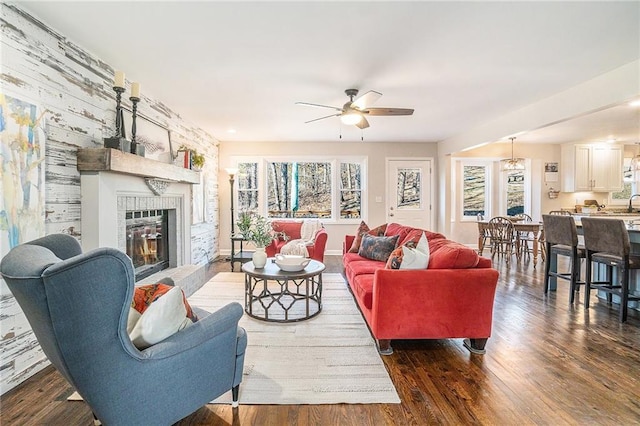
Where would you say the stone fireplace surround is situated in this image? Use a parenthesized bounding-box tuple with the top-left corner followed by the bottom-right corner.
(77, 148, 205, 295)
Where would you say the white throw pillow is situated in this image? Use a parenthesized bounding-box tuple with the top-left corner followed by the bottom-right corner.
(399, 232, 430, 270)
(128, 286, 193, 349)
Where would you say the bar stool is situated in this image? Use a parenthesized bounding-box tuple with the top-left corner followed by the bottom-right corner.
(581, 218, 640, 322)
(542, 215, 585, 303)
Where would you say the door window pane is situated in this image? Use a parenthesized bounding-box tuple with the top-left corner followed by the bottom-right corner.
(396, 168, 421, 210)
(463, 165, 486, 216)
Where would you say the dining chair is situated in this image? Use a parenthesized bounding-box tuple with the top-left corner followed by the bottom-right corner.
(581, 218, 640, 322)
(488, 216, 516, 264)
(477, 213, 490, 255)
(513, 213, 535, 259)
(542, 214, 585, 303)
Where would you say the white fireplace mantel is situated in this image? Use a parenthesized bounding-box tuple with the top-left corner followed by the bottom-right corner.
(77, 148, 199, 267)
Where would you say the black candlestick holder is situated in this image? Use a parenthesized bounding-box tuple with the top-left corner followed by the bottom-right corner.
(129, 96, 144, 156)
(103, 86, 131, 152)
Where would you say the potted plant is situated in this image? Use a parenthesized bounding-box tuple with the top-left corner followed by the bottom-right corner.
(191, 150, 205, 170)
(236, 211, 253, 238)
(246, 214, 273, 268)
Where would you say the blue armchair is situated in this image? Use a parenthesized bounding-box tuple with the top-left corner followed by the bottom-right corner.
(0, 234, 247, 425)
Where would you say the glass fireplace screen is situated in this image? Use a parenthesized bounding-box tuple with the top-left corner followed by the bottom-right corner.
(125, 209, 169, 280)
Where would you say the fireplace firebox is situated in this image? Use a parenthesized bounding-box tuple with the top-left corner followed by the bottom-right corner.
(126, 209, 170, 280)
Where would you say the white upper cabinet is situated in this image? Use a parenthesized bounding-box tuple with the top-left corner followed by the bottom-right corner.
(561, 144, 623, 192)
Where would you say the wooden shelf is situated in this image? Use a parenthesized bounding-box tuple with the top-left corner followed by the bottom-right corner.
(77, 148, 200, 184)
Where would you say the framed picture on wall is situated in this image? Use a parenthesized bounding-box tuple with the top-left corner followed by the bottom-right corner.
(121, 107, 173, 163)
(544, 162, 559, 182)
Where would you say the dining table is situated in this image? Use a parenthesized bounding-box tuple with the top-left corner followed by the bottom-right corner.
(477, 220, 543, 267)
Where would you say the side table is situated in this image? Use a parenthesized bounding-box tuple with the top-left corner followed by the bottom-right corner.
(230, 235, 253, 272)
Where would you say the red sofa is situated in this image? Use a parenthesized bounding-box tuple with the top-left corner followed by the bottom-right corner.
(343, 222, 499, 355)
(265, 220, 328, 263)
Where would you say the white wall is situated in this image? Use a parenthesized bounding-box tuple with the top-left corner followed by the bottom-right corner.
(0, 4, 219, 393)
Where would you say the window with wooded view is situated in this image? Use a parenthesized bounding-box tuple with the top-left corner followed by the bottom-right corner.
(505, 170, 525, 215)
(236, 158, 364, 221)
(463, 164, 487, 217)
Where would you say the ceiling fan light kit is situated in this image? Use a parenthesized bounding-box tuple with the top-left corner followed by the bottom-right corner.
(296, 88, 414, 132)
(341, 112, 362, 125)
(500, 137, 526, 171)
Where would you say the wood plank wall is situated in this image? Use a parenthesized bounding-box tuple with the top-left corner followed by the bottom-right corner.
(0, 4, 220, 393)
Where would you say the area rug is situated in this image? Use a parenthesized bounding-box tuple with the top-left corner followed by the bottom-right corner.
(68, 272, 400, 405)
(193, 272, 399, 405)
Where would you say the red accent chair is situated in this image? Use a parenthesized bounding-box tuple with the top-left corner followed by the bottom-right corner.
(265, 220, 328, 263)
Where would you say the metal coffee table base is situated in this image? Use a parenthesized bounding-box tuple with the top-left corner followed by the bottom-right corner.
(243, 259, 325, 323)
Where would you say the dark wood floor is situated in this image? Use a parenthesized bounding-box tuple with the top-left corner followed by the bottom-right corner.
(3, 254, 640, 425)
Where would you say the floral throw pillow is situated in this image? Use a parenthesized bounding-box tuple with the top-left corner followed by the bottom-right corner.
(358, 234, 399, 262)
(348, 221, 388, 253)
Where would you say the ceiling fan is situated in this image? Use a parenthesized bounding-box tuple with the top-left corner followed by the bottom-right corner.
(296, 89, 414, 129)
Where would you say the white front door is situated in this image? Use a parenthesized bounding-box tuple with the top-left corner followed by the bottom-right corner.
(386, 159, 432, 229)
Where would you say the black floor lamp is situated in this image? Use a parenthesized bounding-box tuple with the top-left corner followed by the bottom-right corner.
(225, 167, 239, 237)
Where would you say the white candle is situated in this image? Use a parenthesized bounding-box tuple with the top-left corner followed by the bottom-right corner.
(131, 82, 140, 98)
(114, 70, 125, 88)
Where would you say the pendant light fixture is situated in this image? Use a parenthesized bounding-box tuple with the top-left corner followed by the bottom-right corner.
(500, 137, 526, 171)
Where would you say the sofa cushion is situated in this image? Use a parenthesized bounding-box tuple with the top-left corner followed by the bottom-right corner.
(384, 222, 414, 244)
(399, 227, 446, 247)
(348, 221, 387, 253)
(351, 274, 375, 310)
(358, 234, 399, 262)
(429, 239, 480, 269)
(345, 257, 384, 281)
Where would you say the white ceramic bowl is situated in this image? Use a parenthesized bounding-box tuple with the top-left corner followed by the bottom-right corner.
(275, 254, 310, 272)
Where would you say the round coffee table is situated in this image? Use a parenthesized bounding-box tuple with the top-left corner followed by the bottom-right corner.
(242, 258, 325, 322)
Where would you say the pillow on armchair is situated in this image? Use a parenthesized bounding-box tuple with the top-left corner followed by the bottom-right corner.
(127, 284, 198, 349)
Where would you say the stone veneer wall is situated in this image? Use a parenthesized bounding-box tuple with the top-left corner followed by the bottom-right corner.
(0, 4, 220, 393)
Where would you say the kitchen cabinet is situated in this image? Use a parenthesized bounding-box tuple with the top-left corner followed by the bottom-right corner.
(561, 143, 623, 192)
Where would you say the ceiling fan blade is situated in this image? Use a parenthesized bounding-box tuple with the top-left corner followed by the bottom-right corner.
(305, 113, 340, 124)
(355, 117, 370, 129)
(295, 102, 343, 112)
(351, 90, 382, 110)
(364, 107, 414, 116)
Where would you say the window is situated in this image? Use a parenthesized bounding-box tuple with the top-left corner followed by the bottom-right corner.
(234, 157, 365, 222)
(462, 164, 488, 218)
(505, 170, 525, 215)
(237, 162, 259, 213)
(610, 158, 635, 205)
(340, 162, 362, 219)
(267, 162, 332, 218)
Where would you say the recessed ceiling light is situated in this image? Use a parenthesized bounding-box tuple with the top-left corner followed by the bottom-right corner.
(227, 129, 237, 134)
(629, 99, 640, 107)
